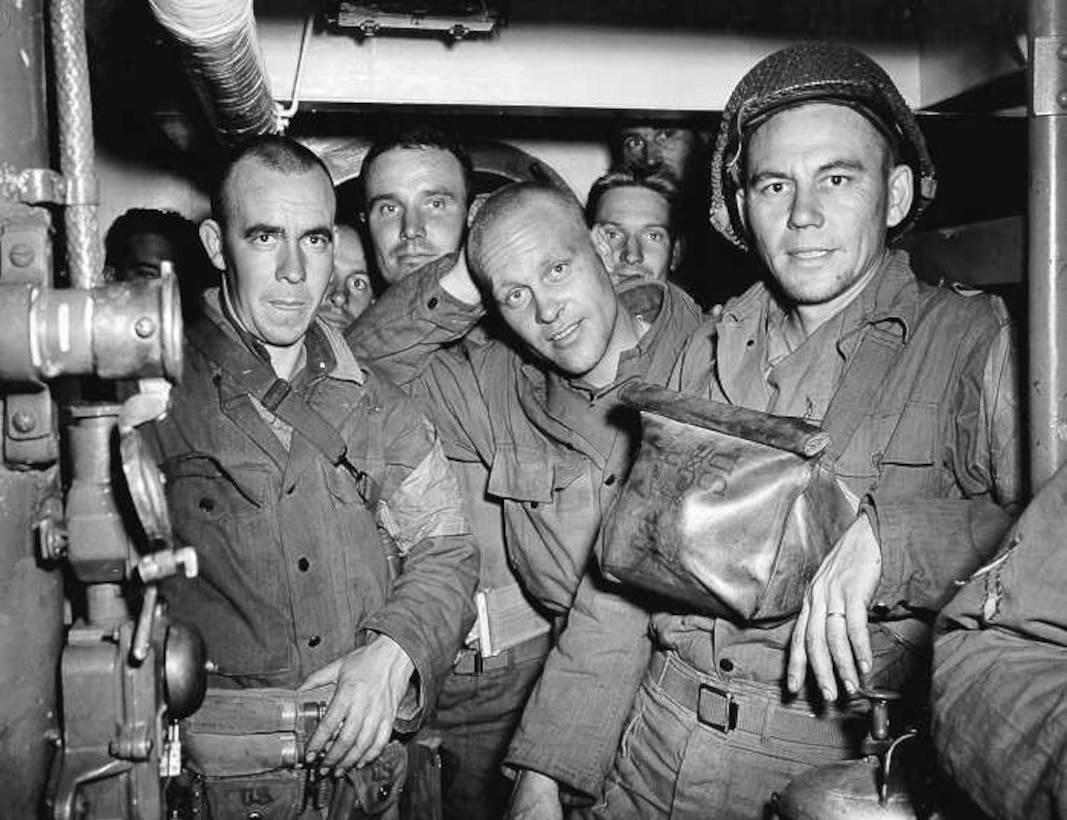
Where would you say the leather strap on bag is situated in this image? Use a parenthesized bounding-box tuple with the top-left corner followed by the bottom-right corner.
(188, 316, 381, 510)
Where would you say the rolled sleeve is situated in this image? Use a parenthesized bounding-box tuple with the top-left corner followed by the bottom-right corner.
(347, 254, 484, 386)
(361, 402, 479, 730)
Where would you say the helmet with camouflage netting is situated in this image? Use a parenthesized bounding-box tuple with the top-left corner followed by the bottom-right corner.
(710, 42, 937, 250)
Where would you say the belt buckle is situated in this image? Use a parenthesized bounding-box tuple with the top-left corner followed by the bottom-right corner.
(697, 684, 738, 733)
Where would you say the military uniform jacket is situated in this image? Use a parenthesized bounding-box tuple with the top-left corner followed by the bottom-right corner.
(348, 257, 704, 615)
(149, 290, 478, 726)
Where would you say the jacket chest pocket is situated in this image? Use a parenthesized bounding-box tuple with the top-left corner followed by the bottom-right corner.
(165, 454, 275, 566)
(488, 445, 587, 507)
(490, 446, 595, 608)
(832, 401, 938, 494)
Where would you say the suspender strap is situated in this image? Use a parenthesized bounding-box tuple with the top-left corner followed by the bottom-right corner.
(190, 317, 351, 467)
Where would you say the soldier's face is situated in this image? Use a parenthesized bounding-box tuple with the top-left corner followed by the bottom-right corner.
(203, 162, 337, 353)
(619, 127, 700, 183)
(363, 146, 468, 284)
(480, 200, 621, 386)
(592, 185, 680, 285)
(738, 103, 912, 312)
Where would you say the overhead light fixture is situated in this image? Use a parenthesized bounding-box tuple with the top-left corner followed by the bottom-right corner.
(327, 1, 499, 42)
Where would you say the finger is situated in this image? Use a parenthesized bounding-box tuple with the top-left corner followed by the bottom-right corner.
(846, 596, 874, 682)
(322, 699, 366, 771)
(300, 659, 341, 691)
(354, 714, 394, 771)
(306, 698, 344, 761)
(805, 600, 838, 701)
(337, 707, 382, 772)
(787, 599, 811, 693)
(826, 604, 860, 696)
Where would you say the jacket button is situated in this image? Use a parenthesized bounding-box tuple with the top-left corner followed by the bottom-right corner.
(529, 501, 539, 509)
(871, 451, 883, 469)
(719, 658, 734, 672)
(427, 297, 439, 309)
(308, 635, 321, 648)
(297, 557, 310, 572)
(604, 474, 616, 486)
(198, 497, 215, 512)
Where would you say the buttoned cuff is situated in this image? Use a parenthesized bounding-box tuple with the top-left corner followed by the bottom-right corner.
(417, 254, 484, 331)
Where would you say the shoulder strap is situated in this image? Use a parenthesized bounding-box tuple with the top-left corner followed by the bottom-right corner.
(819, 324, 903, 465)
(188, 317, 381, 509)
(820, 287, 952, 465)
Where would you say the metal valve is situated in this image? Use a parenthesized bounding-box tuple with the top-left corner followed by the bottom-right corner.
(130, 548, 199, 664)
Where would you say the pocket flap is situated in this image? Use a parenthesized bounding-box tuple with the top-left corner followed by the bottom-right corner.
(166, 454, 270, 509)
(881, 402, 937, 466)
(487, 446, 583, 503)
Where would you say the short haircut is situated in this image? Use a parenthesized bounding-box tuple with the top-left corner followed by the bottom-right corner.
(359, 124, 475, 207)
(585, 169, 682, 228)
(105, 208, 198, 267)
(211, 135, 334, 226)
(467, 182, 586, 288)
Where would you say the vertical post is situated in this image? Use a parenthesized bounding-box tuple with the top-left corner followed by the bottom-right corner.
(0, 0, 64, 815)
(1028, 0, 1067, 489)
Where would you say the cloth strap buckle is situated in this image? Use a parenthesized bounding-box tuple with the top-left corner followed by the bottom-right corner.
(697, 684, 739, 733)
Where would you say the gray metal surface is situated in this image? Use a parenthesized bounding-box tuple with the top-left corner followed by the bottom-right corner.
(1028, 0, 1067, 488)
(0, 1, 64, 816)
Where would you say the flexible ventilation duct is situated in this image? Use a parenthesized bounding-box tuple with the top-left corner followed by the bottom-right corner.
(148, 0, 278, 144)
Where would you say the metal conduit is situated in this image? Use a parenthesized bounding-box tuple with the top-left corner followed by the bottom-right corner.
(1028, 0, 1067, 489)
(149, 0, 278, 144)
(51, 0, 102, 289)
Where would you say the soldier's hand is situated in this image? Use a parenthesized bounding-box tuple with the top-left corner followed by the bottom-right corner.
(300, 634, 415, 775)
(442, 246, 482, 305)
(505, 770, 564, 820)
(786, 512, 881, 701)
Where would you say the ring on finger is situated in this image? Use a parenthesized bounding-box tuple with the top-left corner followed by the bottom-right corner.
(826, 611, 846, 618)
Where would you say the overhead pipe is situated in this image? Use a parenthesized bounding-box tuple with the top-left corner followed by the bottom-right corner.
(1027, 0, 1067, 489)
(148, 0, 279, 144)
(51, 0, 102, 288)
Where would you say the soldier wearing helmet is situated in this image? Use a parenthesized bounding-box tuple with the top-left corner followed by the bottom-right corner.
(504, 43, 1022, 820)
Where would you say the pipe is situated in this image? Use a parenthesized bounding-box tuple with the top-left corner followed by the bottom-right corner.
(51, 0, 102, 289)
(149, 0, 278, 144)
(1027, 0, 1067, 489)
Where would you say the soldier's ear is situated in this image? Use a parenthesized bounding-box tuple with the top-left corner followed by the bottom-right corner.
(670, 235, 686, 273)
(199, 219, 227, 272)
(885, 164, 914, 229)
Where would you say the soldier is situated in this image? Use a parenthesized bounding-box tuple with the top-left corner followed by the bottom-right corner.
(146, 135, 477, 815)
(506, 42, 1022, 820)
(354, 125, 555, 820)
(318, 223, 374, 331)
